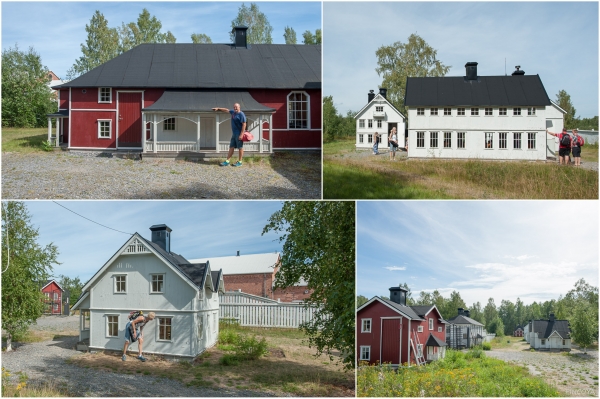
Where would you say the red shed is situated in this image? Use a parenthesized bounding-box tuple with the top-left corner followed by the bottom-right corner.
(41, 280, 64, 315)
(46, 27, 321, 154)
(357, 285, 448, 367)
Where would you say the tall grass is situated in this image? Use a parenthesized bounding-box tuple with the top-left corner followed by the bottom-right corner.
(357, 349, 560, 397)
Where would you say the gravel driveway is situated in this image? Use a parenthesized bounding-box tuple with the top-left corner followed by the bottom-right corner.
(1, 151, 321, 199)
(1, 315, 271, 397)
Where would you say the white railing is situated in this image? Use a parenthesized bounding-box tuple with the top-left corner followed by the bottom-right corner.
(145, 140, 271, 153)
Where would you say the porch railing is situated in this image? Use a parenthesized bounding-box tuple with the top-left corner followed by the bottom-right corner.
(146, 139, 271, 153)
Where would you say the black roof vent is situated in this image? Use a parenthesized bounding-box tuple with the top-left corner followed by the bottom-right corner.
(379, 88, 387, 99)
(233, 26, 249, 49)
(368, 90, 375, 103)
(512, 65, 525, 76)
(150, 224, 172, 253)
(465, 62, 478, 81)
(389, 285, 407, 306)
(458, 307, 464, 315)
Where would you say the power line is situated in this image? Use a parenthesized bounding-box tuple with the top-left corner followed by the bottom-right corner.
(52, 201, 133, 236)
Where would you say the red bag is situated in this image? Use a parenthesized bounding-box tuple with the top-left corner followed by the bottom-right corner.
(577, 136, 584, 147)
(241, 131, 254, 142)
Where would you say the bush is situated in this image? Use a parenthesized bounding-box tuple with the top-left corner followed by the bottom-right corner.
(219, 354, 240, 366)
(482, 342, 491, 351)
(234, 335, 268, 360)
(465, 347, 485, 359)
(218, 329, 240, 345)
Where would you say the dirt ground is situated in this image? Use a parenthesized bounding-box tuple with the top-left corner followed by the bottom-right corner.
(486, 339, 598, 397)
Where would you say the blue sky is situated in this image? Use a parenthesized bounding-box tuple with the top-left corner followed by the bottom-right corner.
(357, 201, 599, 307)
(1, 1, 322, 80)
(324, 2, 599, 118)
(16, 201, 285, 283)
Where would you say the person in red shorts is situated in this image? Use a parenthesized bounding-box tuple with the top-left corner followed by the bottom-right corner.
(546, 128, 571, 165)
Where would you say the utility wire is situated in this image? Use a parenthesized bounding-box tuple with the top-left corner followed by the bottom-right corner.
(52, 201, 133, 235)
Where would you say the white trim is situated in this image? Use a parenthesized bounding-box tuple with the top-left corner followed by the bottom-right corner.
(359, 345, 371, 361)
(71, 291, 89, 310)
(429, 318, 434, 331)
(98, 87, 112, 103)
(71, 108, 118, 112)
(287, 91, 311, 130)
(68, 88, 72, 148)
(354, 93, 406, 120)
(113, 274, 127, 294)
(356, 296, 416, 320)
(271, 128, 322, 132)
(417, 325, 423, 333)
(150, 273, 165, 294)
(361, 318, 372, 333)
(274, 147, 320, 151)
(157, 316, 173, 342)
(98, 119, 112, 139)
(41, 279, 65, 292)
(105, 314, 119, 338)
(67, 146, 118, 150)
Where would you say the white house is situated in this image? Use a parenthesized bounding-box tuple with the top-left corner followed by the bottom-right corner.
(71, 224, 224, 360)
(355, 88, 406, 150)
(527, 314, 571, 351)
(405, 62, 565, 160)
(446, 308, 484, 349)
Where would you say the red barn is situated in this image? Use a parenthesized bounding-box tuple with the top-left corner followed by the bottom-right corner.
(47, 26, 321, 154)
(357, 285, 448, 367)
(41, 280, 64, 315)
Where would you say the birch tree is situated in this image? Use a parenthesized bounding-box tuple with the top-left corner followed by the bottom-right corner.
(230, 3, 273, 44)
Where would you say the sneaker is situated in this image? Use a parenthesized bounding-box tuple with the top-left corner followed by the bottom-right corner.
(137, 355, 147, 362)
(232, 161, 243, 167)
(219, 160, 230, 166)
(122, 355, 126, 361)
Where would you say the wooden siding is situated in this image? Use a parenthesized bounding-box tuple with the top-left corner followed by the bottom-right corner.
(356, 300, 406, 365)
(71, 88, 115, 110)
(70, 111, 117, 148)
(381, 318, 401, 364)
(117, 92, 143, 147)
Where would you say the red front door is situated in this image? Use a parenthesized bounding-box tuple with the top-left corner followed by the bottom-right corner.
(381, 318, 401, 365)
(118, 92, 142, 148)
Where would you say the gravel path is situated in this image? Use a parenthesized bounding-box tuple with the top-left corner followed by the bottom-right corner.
(1, 151, 321, 199)
(1, 316, 271, 397)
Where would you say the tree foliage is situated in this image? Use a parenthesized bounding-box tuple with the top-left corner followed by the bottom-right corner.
(571, 301, 597, 353)
(1, 202, 59, 351)
(57, 274, 84, 308)
(263, 201, 355, 369)
(283, 26, 297, 44)
(1, 44, 56, 128)
(356, 295, 369, 309)
(556, 90, 577, 129)
(302, 29, 321, 45)
(118, 8, 177, 53)
(230, 3, 273, 44)
(191, 33, 212, 44)
(375, 33, 450, 116)
(323, 96, 356, 142)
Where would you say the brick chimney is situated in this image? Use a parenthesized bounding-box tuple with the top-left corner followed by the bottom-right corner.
(150, 224, 172, 253)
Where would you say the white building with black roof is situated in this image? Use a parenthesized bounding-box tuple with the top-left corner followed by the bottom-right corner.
(355, 88, 406, 150)
(526, 314, 571, 351)
(404, 62, 565, 160)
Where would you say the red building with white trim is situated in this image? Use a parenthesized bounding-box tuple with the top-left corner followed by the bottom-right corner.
(41, 279, 65, 315)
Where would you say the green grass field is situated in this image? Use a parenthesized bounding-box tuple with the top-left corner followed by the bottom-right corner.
(2, 127, 49, 153)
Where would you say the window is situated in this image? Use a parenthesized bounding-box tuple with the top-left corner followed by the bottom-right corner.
(367, 134, 373, 143)
(430, 131, 438, 148)
(368, 119, 373, 128)
(527, 132, 536, 149)
(375, 106, 383, 113)
(158, 317, 172, 341)
(485, 132, 494, 149)
(377, 119, 382, 128)
(513, 107, 521, 116)
(458, 132, 466, 149)
(99, 87, 111, 103)
(417, 325, 424, 333)
(499, 108, 507, 116)
(98, 120, 111, 139)
(485, 108, 493, 116)
(107, 315, 119, 337)
(541, 339, 546, 345)
(444, 108, 452, 116)
(115, 275, 126, 293)
(471, 108, 479, 116)
(359, 134, 364, 143)
(499, 132, 508, 149)
(359, 119, 365, 128)
(360, 346, 371, 361)
(430, 108, 438, 116)
(53, 292, 58, 300)
(562, 339, 566, 345)
(163, 117, 175, 131)
(288, 92, 309, 129)
(361, 319, 372, 333)
(443, 132, 451, 148)
(417, 132, 425, 148)
(82, 311, 90, 331)
(527, 107, 536, 116)
(514, 132, 522, 149)
(438, 326, 443, 332)
(45, 292, 50, 299)
(417, 344, 423, 357)
(151, 274, 164, 293)
(457, 108, 466, 116)
(429, 318, 434, 331)
(417, 108, 424, 116)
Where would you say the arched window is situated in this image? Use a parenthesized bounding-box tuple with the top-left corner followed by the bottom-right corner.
(287, 91, 309, 129)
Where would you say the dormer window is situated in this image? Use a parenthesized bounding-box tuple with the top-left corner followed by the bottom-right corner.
(99, 87, 112, 103)
(375, 106, 383, 113)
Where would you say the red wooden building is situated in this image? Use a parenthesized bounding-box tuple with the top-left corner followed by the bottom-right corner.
(47, 26, 321, 154)
(41, 280, 65, 315)
(514, 325, 524, 337)
(356, 285, 448, 367)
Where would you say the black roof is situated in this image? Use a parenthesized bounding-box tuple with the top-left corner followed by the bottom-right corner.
(142, 90, 275, 113)
(531, 319, 571, 339)
(425, 333, 447, 347)
(58, 43, 321, 90)
(410, 305, 435, 318)
(380, 298, 423, 320)
(405, 75, 551, 107)
(447, 314, 484, 326)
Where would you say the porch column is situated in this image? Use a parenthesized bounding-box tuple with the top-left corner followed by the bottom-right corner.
(196, 114, 200, 151)
(215, 114, 220, 154)
(259, 114, 263, 153)
(141, 113, 146, 153)
(153, 114, 157, 154)
(47, 118, 52, 144)
(55, 118, 60, 147)
(269, 114, 273, 153)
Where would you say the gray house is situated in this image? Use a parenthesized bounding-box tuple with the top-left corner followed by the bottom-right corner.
(525, 314, 571, 351)
(446, 308, 484, 349)
(72, 224, 224, 359)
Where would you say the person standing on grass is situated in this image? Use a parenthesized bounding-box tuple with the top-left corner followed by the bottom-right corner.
(389, 127, 398, 161)
(546, 128, 571, 165)
(213, 103, 246, 167)
(373, 131, 379, 155)
(122, 312, 155, 362)
(571, 129, 583, 167)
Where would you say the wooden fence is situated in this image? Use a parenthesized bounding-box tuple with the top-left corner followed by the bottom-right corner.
(219, 291, 319, 328)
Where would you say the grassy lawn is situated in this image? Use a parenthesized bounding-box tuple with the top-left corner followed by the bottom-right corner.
(323, 137, 598, 199)
(357, 349, 560, 397)
(489, 336, 524, 349)
(581, 142, 599, 163)
(2, 127, 49, 153)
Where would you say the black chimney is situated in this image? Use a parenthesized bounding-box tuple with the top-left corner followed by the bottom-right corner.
(150, 224, 172, 253)
(389, 285, 407, 306)
(465, 310, 471, 318)
(512, 65, 525, 76)
(465, 62, 478, 80)
(458, 307, 464, 315)
(233, 26, 249, 49)
(237, 250, 240, 256)
(549, 313, 555, 322)
(368, 90, 375, 103)
(379, 88, 387, 99)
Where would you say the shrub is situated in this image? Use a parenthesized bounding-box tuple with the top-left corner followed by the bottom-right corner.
(465, 347, 485, 359)
(482, 342, 491, 351)
(234, 335, 268, 360)
(219, 354, 240, 366)
(218, 329, 240, 345)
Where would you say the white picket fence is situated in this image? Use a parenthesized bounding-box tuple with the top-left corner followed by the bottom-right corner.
(219, 291, 318, 328)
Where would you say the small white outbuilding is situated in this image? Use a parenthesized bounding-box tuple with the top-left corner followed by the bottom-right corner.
(355, 88, 406, 151)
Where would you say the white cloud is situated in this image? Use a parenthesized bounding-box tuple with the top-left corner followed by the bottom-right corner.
(384, 266, 406, 271)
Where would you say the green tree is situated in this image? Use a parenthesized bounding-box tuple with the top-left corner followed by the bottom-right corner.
(1, 44, 56, 128)
(443, 291, 467, 320)
(432, 290, 446, 317)
(375, 33, 450, 116)
(556, 89, 577, 129)
(415, 290, 432, 306)
(499, 299, 516, 336)
(400, 282, 414, 306)
(2, 202, 59, 351)
(570, 301, 598, 354)
(57, 274, 84, 309)
(323, 95, 341, 142)
(191, 33, 212, 44)
(283, 26, 297, 44)
(67, 11, 119, 79)
(470, 301, 485, 325)
(302, 29, 322, 45)
(263, 201, 355, 369)
(489, 316, 505, 337)
(230, 3, 273, 44)
(483, 298, 498, 329)
(119, 8, 176, 53)
(357, 295, 369, 309)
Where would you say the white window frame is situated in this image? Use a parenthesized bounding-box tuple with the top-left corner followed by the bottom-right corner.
(429, 318, 434, 330)
(457, 108, 465, 116)
(471, 107, 479, 116)
(359, 134, 364, 144)
(360, 345, 371, 361)
(157, 316, 173, 342)
(513, 107, 521, 116)
(438, 326, 443, 332)
(417, 131, 425, 148)
(98, 87, 112, 103)
(443, 131, 451, 148)
(444, 108, 452, 116)
(457, 132, 466, 149)
(114, 274, 127, 294)
(485, 108, 493, 116)
(499, 132, 508, 149)
(82, 310, 90, 331)
(53, 292, 59, 301)
(430, 108, 438, 116)
(98, 120, 112, 139)
(151, 274, 165, 294)
(527, 132, 536, 149)
(368, 119, 373, 128)
(527, 107, 536, 116)
(106, 314, 119, 337)
(287, 91, 310, 129)
(361, 318, 372, 333)
(417, 108, 425, 116)
(417, 325, 424, 333)
(377, 119, 382, 128)
(485, 132, 494, 149)
(499, 108, 507, 116)
(367, 134, 373, 143)
(430, 131, 438, 148)
(514, 132, 522, 149)
(359, 119, 365, 128)
(163, 117, 176, 131)
(375, 105, 383, 113)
